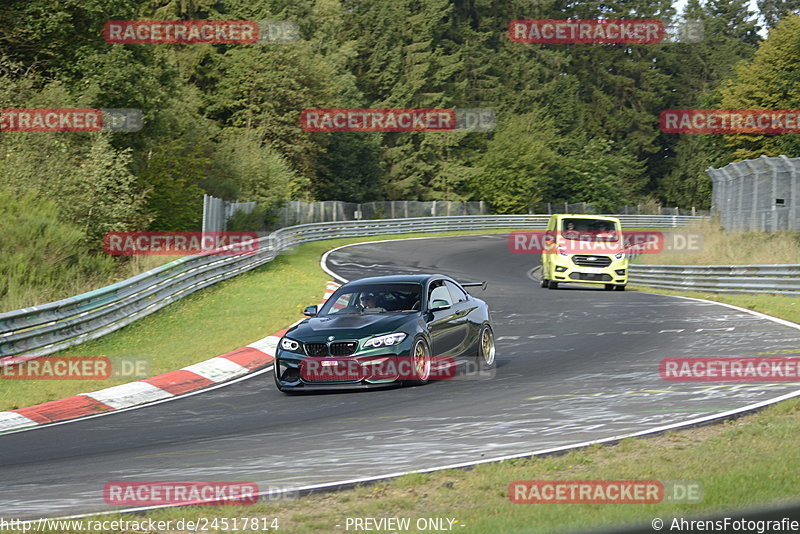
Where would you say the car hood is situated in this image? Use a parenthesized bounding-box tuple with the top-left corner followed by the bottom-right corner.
(287, 312, 415, 341)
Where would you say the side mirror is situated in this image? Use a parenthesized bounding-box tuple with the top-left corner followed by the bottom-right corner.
(303, 305, 318, 317)
(429, 300, 451, 312)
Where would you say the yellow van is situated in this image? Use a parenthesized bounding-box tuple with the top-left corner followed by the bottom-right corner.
(540, 214, 628, 291)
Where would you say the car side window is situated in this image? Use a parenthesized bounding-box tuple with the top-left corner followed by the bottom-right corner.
(428, 280, 453, 309)
(445, 281, 467, 303)
(328, 293, 353, 313)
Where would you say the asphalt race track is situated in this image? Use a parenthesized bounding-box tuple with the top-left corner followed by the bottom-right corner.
(2, 234, 800, 519)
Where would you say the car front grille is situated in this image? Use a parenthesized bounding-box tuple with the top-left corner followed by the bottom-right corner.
(572, 255, 612, 267)
(304, 343, 329, 357)
(301, 361, 364, 382)
(569, 272, 613, 281)
(330, 341, 358, 356)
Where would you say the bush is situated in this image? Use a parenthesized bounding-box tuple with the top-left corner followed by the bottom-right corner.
(0, 190, 116, 311)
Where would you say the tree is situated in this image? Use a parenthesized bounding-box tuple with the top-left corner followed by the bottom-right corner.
(315, 134, 385, 202)
(558, 138, 646, 211)
(758, 0, 800, 28)
(471, 111, 562, 213)
(214, 129, 296, 208)
(60, 135, 151, 246)
(719, 15, 800, 160)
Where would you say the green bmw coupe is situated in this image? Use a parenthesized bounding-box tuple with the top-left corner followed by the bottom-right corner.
(274, 274, 495, 392)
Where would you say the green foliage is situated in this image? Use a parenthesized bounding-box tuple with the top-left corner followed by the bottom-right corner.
(315, 133, 385, 202)
(657, 135, 717, 209)
(473, 113, 645, 213)
(758, 0, 800, 28)
(136, 137, 207, 231)
(472, 112, 561, 214)
(214, 129, 296, 208)
(719, 15, 800, 160)
(0, 0, 140, 79)
(206, 43, 343, 191)
(59, 135, 151, 246)
(559, 138, 646, 212)
(0, 0, 792, 307)
(0, 189, 116, 310)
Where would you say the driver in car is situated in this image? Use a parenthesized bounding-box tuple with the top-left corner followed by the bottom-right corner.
(596, 222, 615, 239)
(360, 292, 379, 309)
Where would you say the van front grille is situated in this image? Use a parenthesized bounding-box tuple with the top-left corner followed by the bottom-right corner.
(572, 255, 612, 267)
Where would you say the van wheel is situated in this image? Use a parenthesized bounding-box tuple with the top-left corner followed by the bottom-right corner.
(614, 285, 626, 292)
(547, 281, 559, 289)
(540, 278, 548, 288)
(604, 284, 614, 291)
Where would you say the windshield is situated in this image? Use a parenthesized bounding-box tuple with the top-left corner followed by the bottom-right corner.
(560, 218, 620, 242)
(318, 283, 422, 315)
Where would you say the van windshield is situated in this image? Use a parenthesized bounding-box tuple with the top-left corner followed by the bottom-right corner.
(561, 218, 620, 242)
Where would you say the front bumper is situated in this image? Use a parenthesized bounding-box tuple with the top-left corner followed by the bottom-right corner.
(549, 255, 628, 286)
(274, 343, 415, 390)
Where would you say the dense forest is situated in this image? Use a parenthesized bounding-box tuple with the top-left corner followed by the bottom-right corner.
(1, 0, 799, 300)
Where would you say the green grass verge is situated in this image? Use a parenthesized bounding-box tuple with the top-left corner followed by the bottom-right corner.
(0, 230, 513, 412)
(22, 398, 800, 533)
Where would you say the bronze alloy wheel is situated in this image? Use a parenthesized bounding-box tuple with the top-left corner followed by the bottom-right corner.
(481, 326, 496, 366)
(406, 337, 431, 385)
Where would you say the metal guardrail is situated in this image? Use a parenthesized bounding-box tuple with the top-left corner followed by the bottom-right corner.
(0, 214, 705, 362)
(629, 264, 800, 295)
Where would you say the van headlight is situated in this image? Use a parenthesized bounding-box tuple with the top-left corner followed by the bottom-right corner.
(364, 333, 407, 348)
(614, 251, 626, 260)
(557, 247, 569, 257)
(280, 338, 301, 352)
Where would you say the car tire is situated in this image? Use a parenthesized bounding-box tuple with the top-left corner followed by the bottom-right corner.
(405, 337, 431, 386)
(614, 284, 626, 291)
(604, 284, 614, 291)
(540, 277, 548, 288)
(547, 280, 559, 289)
(477, 324, 496, 370)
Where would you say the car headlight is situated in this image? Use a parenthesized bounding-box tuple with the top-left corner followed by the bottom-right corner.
(280, 338, 301, 352)
(614, 251, 626, 260)
(557, 246, 569, 257)
(364, 333, 407, 348)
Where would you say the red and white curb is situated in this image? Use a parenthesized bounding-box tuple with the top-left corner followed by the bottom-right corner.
(0, 281, 341, 433)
